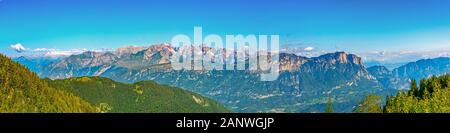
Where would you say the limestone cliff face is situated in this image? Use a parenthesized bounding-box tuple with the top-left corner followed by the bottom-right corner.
(279, 53, 309, 71)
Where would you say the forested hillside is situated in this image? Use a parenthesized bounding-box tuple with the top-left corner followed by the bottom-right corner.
(0, 54, 97, 112)
(46, 77, 230, 113)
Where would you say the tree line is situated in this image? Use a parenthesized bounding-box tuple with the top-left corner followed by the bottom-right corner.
(349, 74, 450, 113)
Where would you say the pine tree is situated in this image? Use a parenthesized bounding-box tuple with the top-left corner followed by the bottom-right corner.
(325, 97, 334, 113)
(409, 79, 418, 97)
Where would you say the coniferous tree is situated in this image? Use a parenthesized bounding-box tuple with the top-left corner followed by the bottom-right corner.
(325, 97, 334, 113)
(409, 79, 419, 97)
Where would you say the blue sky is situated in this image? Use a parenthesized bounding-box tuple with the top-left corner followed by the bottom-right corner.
(1, 0, 450, 61)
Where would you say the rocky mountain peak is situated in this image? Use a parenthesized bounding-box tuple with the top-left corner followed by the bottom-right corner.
(279, 53, 309, 71)
(316, 52, 363, 66)
(337, 52, 348, 63)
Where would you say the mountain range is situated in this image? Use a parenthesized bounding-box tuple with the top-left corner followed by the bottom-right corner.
(368, 57, 450, 90)
(13, 44, 450, 112)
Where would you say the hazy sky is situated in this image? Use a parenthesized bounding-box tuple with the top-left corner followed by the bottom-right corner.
(1, 0, 450, 60)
